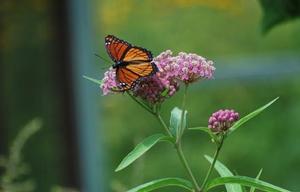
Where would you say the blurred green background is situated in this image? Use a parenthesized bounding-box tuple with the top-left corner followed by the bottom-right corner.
(1, 0, 300, 192)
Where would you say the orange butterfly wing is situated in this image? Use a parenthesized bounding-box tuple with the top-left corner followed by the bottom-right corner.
(105, 35, 130, 62)
(105, 35, 158, 91)
(123, 46, 152, 62)
(115, 67, 140, 90)
(115, 62, 158, 91)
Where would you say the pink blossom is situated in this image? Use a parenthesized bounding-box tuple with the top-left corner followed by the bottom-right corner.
(154, 50, 215, 83)
(132, 75, 179, 104)
(100, 50, 215, 104)
(100, 68, 118, 95)
(208, 109, 239, 132)
(99, 67, 179, 104)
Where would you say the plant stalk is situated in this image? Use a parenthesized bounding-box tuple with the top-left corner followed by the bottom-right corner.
(128, 90, 200, 192)
(200, 135, 225, 191)
(177, 84, 188, 143)
(156, 112, 173, 137)
(156, 111, 200, 192)
(175, 142, 201, 192)
(126, 92, 155, 115)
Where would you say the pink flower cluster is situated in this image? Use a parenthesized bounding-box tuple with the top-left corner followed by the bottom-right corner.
(100, 68, 118, 95)
(100, 50, 215, 104)
(132, 76, 178, 104)
(154, 50, 215, 83)
(208, 109, 239, 132)
(100, 67, 179, 104)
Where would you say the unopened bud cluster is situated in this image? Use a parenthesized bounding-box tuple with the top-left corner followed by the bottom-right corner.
(208, 109, 239, 132)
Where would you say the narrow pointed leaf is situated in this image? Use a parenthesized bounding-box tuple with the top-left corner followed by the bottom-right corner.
(250, 169, 263, 192)
(232, 171, 247, 192)
(127, 177, 193, 192)
(83, 75, 102, 85)
(206, 176, 290, 192)
(228, 97, 279, 136)
(115, 134, 171, 172)
(205, 155, 243, 192)
(170, 107, 187, 137)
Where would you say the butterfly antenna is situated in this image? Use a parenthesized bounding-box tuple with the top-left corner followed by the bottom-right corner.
(94, 53, 113, 65)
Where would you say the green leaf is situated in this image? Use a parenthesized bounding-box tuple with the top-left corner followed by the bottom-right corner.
(188, 127, 218, 142)
(260, 0, 300, 33)
(259, 0, 300, 34)
(127, 177, 193, 192)
(170, 107, 187, 137)
(228, 97, 279, 136)
(232, 171, 247, 192)
(250, 169, 263, 192)
(204, 155, 243, 192)
(83, 75, 102, 85)
(206, 176, 290, 192)
(115, 134, 171, 172)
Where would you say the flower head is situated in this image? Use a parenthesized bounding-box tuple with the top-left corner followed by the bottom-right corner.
(100, 50, 214, 103)
(100, 66, 179, 103)
(154, 50, 215, 84)
(132, 75, 179, 104)
(208, 109, 239, 132)
(100, 68, 118, 95)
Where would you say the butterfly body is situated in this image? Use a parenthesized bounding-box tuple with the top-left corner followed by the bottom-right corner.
(112, 60, 137, 68)
(105, 35, 158, 91)
(112, 61, 125, 68)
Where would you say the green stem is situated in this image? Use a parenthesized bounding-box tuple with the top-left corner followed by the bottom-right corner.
(200, 135, 225, 191)
(126, 92, 155, 115)
(156, 112, 173, 137)
(127, 92, 170, 136)
(176, 142, 201, 192)
(177, 84, 188, 143)
(155, 111, 200, 192)
(128, 90, 200, 191)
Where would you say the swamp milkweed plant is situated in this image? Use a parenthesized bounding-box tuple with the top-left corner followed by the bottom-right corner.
(85, 35, 291, 192)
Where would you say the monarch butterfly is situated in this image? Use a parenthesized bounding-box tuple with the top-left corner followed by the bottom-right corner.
(105, 35, 158, 91)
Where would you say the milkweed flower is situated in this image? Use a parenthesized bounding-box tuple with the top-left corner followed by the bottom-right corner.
(100, 50, 214, 103)
(132, 75, 179, 104)
(208, 109, 239, 132)
(154, 50, 215, 84)
(100, 67, 118, 95)
(100, 66, 179, 104)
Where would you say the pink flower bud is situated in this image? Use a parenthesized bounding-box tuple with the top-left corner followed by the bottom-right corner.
(208, 109, 240, 133)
